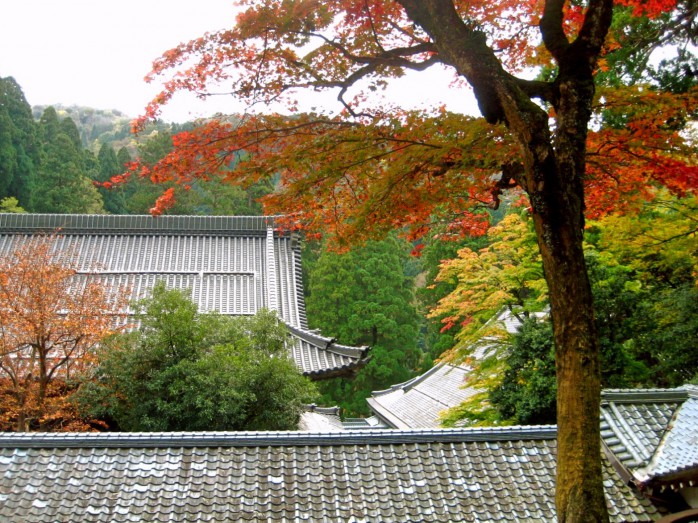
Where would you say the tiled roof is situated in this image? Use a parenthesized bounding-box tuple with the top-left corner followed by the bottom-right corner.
(368, 363, 481, 428)
(367, 309, 538, 429)
(342, 416, 389, 429)
(0, 214, 367, 378)
(298, 406, 344, 432)
(0, 427, 657, 523)
(0, 213, 276, 234)
(601, 386, 698, 489)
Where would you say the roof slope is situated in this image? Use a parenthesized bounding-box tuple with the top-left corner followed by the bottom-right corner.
(0, 427, 656, 523)
(368, 363, 480, 428)
(368, 309, 539, 429)
(601, 386, 698, 490)
(0, 214, 367, 378)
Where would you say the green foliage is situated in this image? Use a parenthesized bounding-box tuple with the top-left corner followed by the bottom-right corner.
(588, 195, 698, 385)
(640, 283, 698, 386)
(415, 227, 489, 365)
(487, 262, 654, 427)
(429, 212, 548, 357)
(1, 77, 270, 216)
(95, 144, 129, 213)
(76, 283, 317, 431)
(29, 107, 105, 214)
(0, 197, 25, 213)
(436, 200, 698, 426)
(116, 146, 131, 167)
(95, 128, 270, 216)
(597, 5, 698, 93)
(307, 236, 421, 416)
(0, 77, 40, 207)
(488, 318, 558, 425)
(583, 251, 652, 388)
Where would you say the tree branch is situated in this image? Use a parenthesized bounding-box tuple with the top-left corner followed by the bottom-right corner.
(540, 0, 570, 62)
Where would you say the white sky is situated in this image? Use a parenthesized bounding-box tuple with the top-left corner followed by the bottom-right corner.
(0, 0, 478, 122)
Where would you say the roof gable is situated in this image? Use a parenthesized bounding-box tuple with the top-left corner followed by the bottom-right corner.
(601, 386, 698, 489)
(367, 309, 538, 429)
(368, 363, 481, 428)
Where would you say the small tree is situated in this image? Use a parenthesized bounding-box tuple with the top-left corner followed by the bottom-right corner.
(77, 283, 318, 431)
(0, 236, 127, 431)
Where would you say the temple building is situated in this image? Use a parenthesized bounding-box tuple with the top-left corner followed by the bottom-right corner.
(0, 213, 369, 379)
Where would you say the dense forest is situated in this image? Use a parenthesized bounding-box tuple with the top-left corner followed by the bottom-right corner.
(0, 74, 696, 427)
(0, 76, 267, 216)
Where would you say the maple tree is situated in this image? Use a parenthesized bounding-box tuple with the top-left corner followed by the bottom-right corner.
(124, 1, 697, 520)
(0, 235, 128, 431)
(429, 212, 548, 346)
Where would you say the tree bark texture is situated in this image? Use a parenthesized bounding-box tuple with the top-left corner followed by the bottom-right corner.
(397, 1, 613, 521)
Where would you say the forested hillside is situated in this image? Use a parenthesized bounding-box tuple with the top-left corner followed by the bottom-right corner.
(0, 76, 269, 216)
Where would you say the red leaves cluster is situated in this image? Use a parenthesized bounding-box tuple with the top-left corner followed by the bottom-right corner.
(615, 0, 678, 18)
(122, 1, 695, 248)
(585, 86, 698, 218)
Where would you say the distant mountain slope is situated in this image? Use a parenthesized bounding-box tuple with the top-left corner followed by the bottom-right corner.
(31, 104, 173, 154)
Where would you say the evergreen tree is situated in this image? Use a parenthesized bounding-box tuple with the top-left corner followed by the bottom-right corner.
(97, 144, 120, 180)
(307, 236, 421, 416)
(59, 116, 82, 151)
(0, 77, 40, 207)
(96, 143, 127, 213)
(116, 146, 131, 167)
(30, 107, 104, 213)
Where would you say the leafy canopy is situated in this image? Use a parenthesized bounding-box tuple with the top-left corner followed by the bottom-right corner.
(119, 1, 696, 243)
(76, 283, 318, 431)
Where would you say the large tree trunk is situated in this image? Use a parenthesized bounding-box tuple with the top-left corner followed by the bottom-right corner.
(527, 127, 607, 522)
(530, 70, 608, 523)
(397, 1, 613, 521)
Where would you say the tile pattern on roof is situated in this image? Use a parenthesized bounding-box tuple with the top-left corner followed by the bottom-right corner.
(636, 387, 698, 484)
(342, 416, 389, 429)
(0, 214, 367, 378)
(0, 213, 277, 234)
(299, 406, 344, 432)
(0, 428, 656, 523)
(289, 336, 367, 377)
(368, 363, 483, 429)
(601, 398, 680, 469)
(600, 386, 698, 488)
(367, 309, 544, 429)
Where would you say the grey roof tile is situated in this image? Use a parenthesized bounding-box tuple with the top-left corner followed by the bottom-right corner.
(0, 214, 367, 378)
(635, 387, 698, 483)
(600, 386, 698, 489)
(367, 309, 537, 429)
(368, 362, 483, 429)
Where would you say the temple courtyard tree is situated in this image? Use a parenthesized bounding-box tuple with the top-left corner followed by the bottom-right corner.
(0, 236, 127, 431)
(76, 283, 318, 432)
(123, 1, 697, 521)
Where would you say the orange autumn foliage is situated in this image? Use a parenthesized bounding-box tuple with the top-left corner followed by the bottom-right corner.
(118, 2, 694, 246)
(0, 236, 129, 431)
